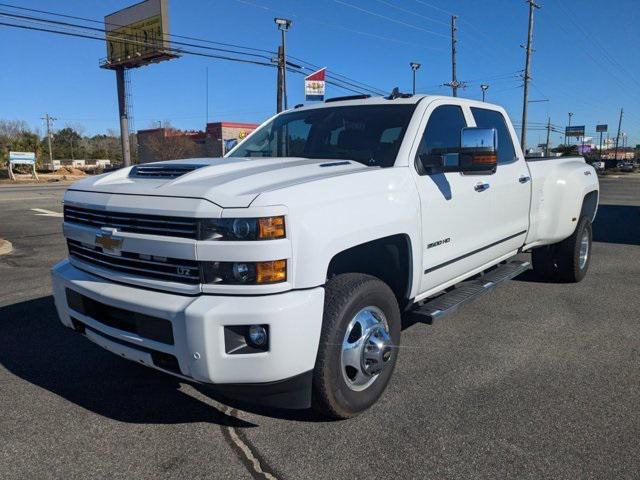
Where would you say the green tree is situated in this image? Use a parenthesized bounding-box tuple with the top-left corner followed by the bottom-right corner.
(0, 120, 44, 167)
(52, 127, 85, 160)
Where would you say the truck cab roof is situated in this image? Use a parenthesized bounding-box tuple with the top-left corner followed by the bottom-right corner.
(292, 94, 503, 111)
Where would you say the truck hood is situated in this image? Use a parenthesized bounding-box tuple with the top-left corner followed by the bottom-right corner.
(68, 157, 370, 208)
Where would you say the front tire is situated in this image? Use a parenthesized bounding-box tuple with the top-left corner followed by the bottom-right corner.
(312, 273, 401, 419)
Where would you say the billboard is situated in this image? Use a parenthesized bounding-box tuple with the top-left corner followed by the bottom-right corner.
(565, 125, 585, 137)
(102, 0, 178, 69)
(596, 124, 608, 133)
(305, 68, 326, 101)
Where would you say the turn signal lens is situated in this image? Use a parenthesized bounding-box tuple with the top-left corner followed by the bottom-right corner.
(256, 260, 287, 284)
(472, 153, 498, 165)
(258, 216, 286, 240)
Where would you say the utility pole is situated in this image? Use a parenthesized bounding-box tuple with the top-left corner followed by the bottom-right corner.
(450, 15, 458, 97)
(545, 116, 551, 156)
(115, 66, 131, 167)
(205, 66, 209, 125)
(520, 0, 540, 153)
(41, 113, 56, 170)
(481, 84, 489, 102)
(274, 18, 292, 113)
(599, 129, 603, 156)
(613, 107, 623, 162)
(276, 45, 284, 113)
(410, 62, 421, 94)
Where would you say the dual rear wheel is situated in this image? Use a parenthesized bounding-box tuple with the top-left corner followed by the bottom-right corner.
(532, 216, 593, 283)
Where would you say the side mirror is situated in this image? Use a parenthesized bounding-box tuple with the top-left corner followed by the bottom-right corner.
(458, 127, 498, 173)
(416, 127, 498, 175)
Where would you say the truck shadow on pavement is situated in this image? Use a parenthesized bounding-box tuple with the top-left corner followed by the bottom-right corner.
(591, 204, 640, 246)
(0, 296, 258, 428)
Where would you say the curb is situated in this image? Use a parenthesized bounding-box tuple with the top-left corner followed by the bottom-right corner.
(0, 239, 13, 256)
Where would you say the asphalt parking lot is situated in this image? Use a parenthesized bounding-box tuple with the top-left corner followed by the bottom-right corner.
(1, 175, 639, 479)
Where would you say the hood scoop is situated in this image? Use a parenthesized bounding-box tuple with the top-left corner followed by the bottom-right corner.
(129, 163, 207, 179)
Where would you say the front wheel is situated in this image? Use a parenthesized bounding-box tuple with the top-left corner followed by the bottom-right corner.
(312, 273, 401, 419)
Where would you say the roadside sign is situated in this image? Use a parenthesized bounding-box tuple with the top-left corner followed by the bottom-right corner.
(9, 151, 36, 165)
(596, 124, 608, 132)
(8, 151, 38, 181)
(305, 68, 326, 101)
(565, 125, 585, 137)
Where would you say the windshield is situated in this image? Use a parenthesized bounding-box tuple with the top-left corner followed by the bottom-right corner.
(228, 104, 416, 168)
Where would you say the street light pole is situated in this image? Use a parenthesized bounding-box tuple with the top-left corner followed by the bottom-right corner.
(480, 84, 489, 102)
(274, 18, 292, 112)
(410, 62, 421, 95)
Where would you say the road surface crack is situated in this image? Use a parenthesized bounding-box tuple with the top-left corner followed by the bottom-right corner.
(220, 407, 281, 480)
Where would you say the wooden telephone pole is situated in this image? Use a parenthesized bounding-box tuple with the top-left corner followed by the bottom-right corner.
(40, 113, 56, 169)
(520, 0, 540, 152)
(443, 15, 462, 97)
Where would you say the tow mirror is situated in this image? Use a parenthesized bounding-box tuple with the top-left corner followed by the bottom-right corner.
(417, 127, 498, 175)
(458, 127, 498, 173)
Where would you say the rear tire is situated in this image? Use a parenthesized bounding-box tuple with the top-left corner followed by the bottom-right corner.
(531, 217, 592, 283)
(312, 273, 401, 420)
(531, 244, 558, 280)
(556, 216, 592, 282)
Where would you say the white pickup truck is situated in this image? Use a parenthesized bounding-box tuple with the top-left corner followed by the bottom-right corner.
(52, 94, 599, 419)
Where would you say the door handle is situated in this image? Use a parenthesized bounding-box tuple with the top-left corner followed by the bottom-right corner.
(519, 175, 531, 183)
(474, 182, 490, 192)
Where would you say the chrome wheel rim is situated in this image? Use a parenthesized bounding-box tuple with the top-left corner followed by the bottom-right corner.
(341, 306, 393, 392)
(579, 229, 589, 269)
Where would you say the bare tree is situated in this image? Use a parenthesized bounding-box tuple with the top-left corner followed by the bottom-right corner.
(142, 129, 202, 161)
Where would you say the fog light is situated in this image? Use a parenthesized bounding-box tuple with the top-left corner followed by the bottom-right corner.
(248, 325, 268, 347)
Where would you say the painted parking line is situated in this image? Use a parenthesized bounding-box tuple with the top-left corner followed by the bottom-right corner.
(30, 208, 63, 218)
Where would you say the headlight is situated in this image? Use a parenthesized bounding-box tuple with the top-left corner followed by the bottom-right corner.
(202, 260, 287, 284)
(198, 216, 285, 241)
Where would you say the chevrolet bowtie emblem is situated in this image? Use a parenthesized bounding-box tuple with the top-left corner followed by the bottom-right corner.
(95, 233, 123, 252)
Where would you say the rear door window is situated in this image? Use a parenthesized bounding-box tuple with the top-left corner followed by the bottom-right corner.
(470, 107, 517, 164)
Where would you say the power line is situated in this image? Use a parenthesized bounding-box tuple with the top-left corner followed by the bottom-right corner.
(0, 15, 384, 97)
(539, 6, 640, 105)
(232, 0, 446, 52)
(0, 2, 276, 55)
(373, 0, 450, 26)
(412, 0, 455, 16)
(555, 0, 640, 90)
(333, 0, 449, 38)
(0, 10, 276, 62)
(0, 20, 277, 67)
(0, 2, 388, 96)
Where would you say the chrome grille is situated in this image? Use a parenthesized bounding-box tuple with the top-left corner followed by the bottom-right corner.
(63, 205, 199, 239)
(67, 239, 201, 284)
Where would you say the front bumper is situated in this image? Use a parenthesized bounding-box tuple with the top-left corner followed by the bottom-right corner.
(52, 259, 324, 405)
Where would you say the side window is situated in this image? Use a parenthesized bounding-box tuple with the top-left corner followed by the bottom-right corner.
(416, 105, 467, 173)
(470, 107, 517, 164)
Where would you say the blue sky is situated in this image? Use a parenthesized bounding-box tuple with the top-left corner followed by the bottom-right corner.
(1, 0, 639, 147)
